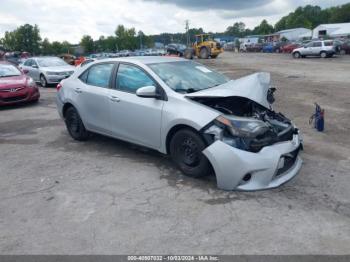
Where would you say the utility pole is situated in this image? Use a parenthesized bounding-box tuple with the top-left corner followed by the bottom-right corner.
(139, 32, 143, 50)
(185, 20, 190, 46)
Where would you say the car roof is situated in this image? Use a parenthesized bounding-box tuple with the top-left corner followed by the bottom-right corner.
(100, 56, 186, 65)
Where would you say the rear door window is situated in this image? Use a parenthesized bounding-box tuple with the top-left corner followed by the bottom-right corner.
(312, 42, 322, 47)
(81, 63, 115, 88)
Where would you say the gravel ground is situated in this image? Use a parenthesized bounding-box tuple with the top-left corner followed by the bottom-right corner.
(0, 52, 349, 254)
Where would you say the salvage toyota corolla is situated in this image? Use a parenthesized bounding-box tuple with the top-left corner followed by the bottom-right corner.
(56, 56, 303, 191)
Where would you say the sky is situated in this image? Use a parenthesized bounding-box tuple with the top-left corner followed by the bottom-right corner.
(0, 0, 349, 43)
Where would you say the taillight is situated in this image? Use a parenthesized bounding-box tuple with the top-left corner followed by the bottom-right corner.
(56, 83, 62, 91)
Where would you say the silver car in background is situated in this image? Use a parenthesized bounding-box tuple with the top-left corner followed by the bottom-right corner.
(20, 57, 75, 87)
(292, 40, 336, 58)
(56, 56, 303, 191)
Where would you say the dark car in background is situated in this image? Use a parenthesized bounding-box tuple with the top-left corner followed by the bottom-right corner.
(340, 40, 350, 54)
(261, 42, 287, 53)
(245, 43, 263, 52)
(0, 61, 40, 106)
(166, 43, 187, 56)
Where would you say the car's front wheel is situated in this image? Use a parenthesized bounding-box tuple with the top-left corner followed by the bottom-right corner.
(40, 75, 48, 88)
(65, 107, 89, 141)
(170, 129, 211, 178)
(293, 52, 301, 58)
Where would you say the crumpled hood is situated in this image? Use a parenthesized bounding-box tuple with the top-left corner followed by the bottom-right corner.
(185, 72, 272, 109)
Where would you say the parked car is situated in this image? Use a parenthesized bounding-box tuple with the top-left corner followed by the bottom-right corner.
(262, 43, 280, 53)
(340, 40, 350, 55)
(56, 57, 303, 191)
(0, 61, 40, 106)
(166, 44, 187, 56)
(281, 43, 301, 53)
(245, 43, 263, 52)
(59, 54, 76, 65)
(292, 40, 336, 58)
(20, 57, 75, 87)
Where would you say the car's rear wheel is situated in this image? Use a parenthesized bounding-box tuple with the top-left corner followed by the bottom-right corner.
(320, 51, 327, 58)
(40, 75, 48, 88)
(65, 107, 89, 141)
(293, 52, 301, 58)
(170, 129, 211, 178)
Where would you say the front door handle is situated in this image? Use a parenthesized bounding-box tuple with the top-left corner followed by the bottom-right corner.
(74, 88, 82, 94)
(110, 95, 120, 102)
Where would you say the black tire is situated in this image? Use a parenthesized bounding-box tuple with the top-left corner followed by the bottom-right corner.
(64, 107, 89, 141)
(199, 47, 209, 59)
(169, 129, 211, 178)
(40, 74, 48, 88)
(211, 55, 218, 59)
(320, 51, 327, 58)
(184, 49, 194, 59)
(293, 52, 301, 59)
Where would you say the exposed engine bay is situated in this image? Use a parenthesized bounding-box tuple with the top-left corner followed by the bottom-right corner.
(191, 96, 299, 153)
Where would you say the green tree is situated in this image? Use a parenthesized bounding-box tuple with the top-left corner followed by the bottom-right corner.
(226, 22, 246, 37)
(41, 38, 52, 55)
(1, 24, 41, 54)
(51, 41, 63, 55)
(115, 25, 138, 50)
(80, 35, 94, 54)
(253, 20, 274, 35)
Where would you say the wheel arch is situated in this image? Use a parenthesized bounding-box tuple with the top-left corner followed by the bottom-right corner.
(62, 102, 76, 119)
(165, 124, 202, 155)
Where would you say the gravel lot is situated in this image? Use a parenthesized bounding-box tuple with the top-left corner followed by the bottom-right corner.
(1, 52, 350, 254)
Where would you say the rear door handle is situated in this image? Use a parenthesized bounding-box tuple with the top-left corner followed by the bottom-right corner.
(74, 88, 82, 94)
(110, 95, 120, 102)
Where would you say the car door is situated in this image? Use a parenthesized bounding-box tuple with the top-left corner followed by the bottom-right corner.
(108, 63, 164, 149)
(21, 59, 37, 80)
(312, 41, 322, 55)
(75, 62, 115, 134)
(303, 42, 313, 55)
(31, 60, 41, 81)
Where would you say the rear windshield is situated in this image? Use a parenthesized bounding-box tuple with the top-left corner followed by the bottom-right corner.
(0, 64, 21, 77)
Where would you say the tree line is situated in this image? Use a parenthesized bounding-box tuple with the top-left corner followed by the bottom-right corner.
(227, 3, 350, 37)
(1, 3, 349, 55)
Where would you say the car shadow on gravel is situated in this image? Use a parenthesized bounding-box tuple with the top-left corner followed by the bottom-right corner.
(46, 131, 220, 190)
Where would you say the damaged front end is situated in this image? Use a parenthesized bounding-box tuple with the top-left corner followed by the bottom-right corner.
(196, 96, 300, 153)
(186, 72, 303, 191)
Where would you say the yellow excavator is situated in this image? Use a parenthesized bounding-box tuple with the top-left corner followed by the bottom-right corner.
(184, 34, 223, 59)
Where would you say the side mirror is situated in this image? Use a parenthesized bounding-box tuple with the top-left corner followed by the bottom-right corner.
(136, 86, 159, 98)
(23, 69, 29, 74)
(32, 64, 38, 69)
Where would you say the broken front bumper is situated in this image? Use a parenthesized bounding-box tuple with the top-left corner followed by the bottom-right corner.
(203, 134, 302, 191)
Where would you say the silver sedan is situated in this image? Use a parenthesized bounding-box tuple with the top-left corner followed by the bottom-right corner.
(20, 57, 75, 87)
(56, 56, 303, 191)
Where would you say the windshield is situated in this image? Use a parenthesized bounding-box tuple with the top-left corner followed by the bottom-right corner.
(149, 61, 229, 93)
(0, 64, 22, 77)
(37, 57, 67, 67)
